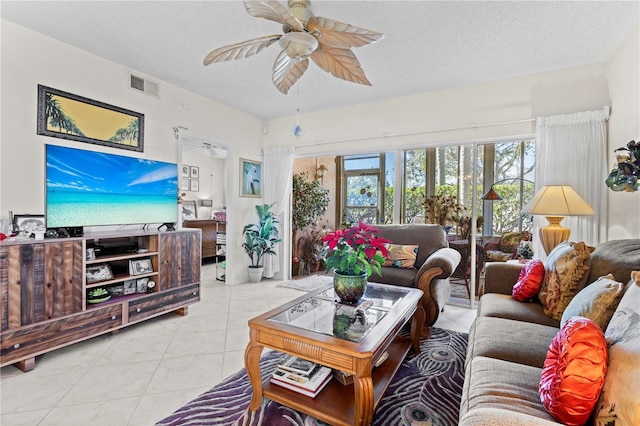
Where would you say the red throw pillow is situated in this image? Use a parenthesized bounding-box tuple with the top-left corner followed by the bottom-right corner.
(512, 260, 545, 301)
(539, 317, 608, 426)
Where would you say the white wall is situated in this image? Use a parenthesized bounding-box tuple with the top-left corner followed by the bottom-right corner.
(607, 24, 640, 239)
(0, 20, 264, 285)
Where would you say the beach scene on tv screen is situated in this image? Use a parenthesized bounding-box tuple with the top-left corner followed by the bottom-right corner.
(46, 145, 178, 228)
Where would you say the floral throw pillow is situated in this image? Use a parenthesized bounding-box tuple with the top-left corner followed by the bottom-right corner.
(538, 241, 595, 320)
(594, 271, 640, 426)
(383, 244, 418, 269)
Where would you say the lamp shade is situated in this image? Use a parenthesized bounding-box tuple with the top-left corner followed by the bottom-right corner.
(521, 185, 594, 216)
(521, 185, 593, 255)
(481, 186, 504, 201)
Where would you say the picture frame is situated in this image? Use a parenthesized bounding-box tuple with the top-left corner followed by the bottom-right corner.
(37, 84, 145, 152)
(86, 264, 114, 284)
(189, 179, 199, 192)
(180, 200, 197, 221)
(136, 277, 150, 293)
(129, 258, 153, 275)
(240, 158, 262, 198)
(181, 165, 190, 178)
(13, 214, 45, 234)
(123, 279, 137, 295)
(181, 178, 190, 191)
(190, 166, 199, 179)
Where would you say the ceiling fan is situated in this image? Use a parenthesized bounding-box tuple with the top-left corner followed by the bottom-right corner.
(203, 0, 384, 94)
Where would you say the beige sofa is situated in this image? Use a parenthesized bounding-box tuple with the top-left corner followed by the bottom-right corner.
(367, 224, 461, 326)
(459, 239, 640, 425)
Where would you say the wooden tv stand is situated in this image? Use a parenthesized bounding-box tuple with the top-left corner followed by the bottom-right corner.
(0, 228, 201, 372)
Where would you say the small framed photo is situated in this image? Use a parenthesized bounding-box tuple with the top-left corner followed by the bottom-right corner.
(190, 166, 199, 179)
(181, 200, 197, 221)
(189, 179, 199, 192)
(13, 214, 45, 234)
(86, 264, 114, 284)
(123, 279, 137, 295)
(240, 158, 262, 198)
(109, 284, 125, 297)
(129, 258, 153, 275)
(181, 165, 190, 178)
(136, 277, 150, 293)
(86, 248, 96, 261)
(181, 178, 190, 191)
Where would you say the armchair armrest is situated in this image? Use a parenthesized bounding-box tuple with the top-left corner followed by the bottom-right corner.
(483, 262, 524, 295)
(416, 247, 461, 281)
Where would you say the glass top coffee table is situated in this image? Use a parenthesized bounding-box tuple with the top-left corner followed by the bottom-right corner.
(244, 282, 425, 426)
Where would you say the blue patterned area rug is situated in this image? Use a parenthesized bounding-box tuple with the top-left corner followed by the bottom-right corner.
(156, 328, 468, 426)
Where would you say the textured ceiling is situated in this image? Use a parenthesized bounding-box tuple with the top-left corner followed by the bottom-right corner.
(2, 1, 638, 120)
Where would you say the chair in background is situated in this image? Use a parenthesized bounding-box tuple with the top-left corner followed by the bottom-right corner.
(483, 231, 532, 262)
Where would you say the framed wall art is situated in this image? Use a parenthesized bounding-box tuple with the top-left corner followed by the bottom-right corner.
(240, 158, 262, 198)
(190, 166, 199, 179)
(181, 165, 190, 178)
(189, 179, 199, 192)
(37, 85, 145, 152)
(181, 200, 197, 221)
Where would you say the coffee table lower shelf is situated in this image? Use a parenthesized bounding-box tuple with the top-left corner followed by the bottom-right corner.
(263, 335, 412, 426)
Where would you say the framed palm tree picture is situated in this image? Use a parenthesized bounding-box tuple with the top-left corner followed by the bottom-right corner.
(37, 85, 145, 152)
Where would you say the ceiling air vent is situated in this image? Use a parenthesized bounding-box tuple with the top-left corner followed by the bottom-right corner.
(129, 74, 159, 97)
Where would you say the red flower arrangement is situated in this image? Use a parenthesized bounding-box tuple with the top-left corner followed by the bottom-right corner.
(322, 221, 390, 277)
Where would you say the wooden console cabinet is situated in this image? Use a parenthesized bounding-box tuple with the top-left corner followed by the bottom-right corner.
(0, 229, 201, 372)
(183, 220, 225, 260)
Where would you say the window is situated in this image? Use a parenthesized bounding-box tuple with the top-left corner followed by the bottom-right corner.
(337, 139, 534, 232)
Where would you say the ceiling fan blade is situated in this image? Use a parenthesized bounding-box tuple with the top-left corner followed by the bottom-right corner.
(311, 45, 371, 86)
(272, 51, 309, 94)
(203, 35, 281, 65)
(308, 16, 384, 49)
(244, 0, 304, 32)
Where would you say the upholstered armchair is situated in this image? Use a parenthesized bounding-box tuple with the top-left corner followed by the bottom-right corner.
(483, 230, 532, 262)
(368, 224, 461, 326)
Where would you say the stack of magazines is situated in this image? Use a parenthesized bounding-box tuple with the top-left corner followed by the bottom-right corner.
(270, 355, 332, 397)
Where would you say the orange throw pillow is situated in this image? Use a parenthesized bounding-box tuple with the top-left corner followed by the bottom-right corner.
(512, 260, 545, 301)
(539, 317, 608, 426)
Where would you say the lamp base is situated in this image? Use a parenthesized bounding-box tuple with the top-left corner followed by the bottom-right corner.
(539, 216, 570, 255)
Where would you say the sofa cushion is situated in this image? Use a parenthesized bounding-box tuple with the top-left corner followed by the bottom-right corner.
(368, 266, 415, 288)
(539, 317, 607, 426)
(560, 273, 625, 330)
(460, 407, 561, 425)
(460, 356, 555, 422)
(478, 293, 560, 328)
(587, 239, 640, 285)
(383, 243, 418, 268)
(594, 271, 640, 426)
(467, 317, 558, 369)
(512, 260, 545, 302)
(538, 241, 594, 320)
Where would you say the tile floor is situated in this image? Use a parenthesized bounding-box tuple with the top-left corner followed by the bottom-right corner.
(0, 263, 477, 425)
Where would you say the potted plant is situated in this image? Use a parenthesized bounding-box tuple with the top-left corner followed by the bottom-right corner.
(292, 172, 330, 260)
(242, 204, 282, 283)
(321, 221, 389, 303)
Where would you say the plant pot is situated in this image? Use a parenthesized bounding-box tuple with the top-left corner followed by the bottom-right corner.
(333, 271, 367, 304)
(248, 266, 264, 283)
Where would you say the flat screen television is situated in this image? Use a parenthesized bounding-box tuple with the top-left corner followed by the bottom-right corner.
(46, 144, 178, 228)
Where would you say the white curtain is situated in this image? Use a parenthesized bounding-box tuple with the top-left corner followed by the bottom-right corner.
(534, 109, 608, 255)
(262, 146, 295, 278)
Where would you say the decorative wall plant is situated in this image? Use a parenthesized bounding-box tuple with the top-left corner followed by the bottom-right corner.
(606, 139, 640, 192)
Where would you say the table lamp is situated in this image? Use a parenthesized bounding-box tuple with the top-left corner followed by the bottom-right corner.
(521, 185, 594, 255)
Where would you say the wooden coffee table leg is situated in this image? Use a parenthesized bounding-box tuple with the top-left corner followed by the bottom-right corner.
(244, 331, 264, 411)
(353, 371, 375, 425)
(410, 305, 426, 354)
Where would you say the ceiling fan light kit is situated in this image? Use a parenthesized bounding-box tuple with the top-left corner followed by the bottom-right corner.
(203, 0, 384, 94)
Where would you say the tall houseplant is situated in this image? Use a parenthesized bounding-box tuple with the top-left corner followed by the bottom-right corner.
(242, 204, 282, 283)
(292, 172, 330, 257)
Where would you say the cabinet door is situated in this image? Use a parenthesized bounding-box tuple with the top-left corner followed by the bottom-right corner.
(158, 232, 201, 290)
(1, 241, 83, 331)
